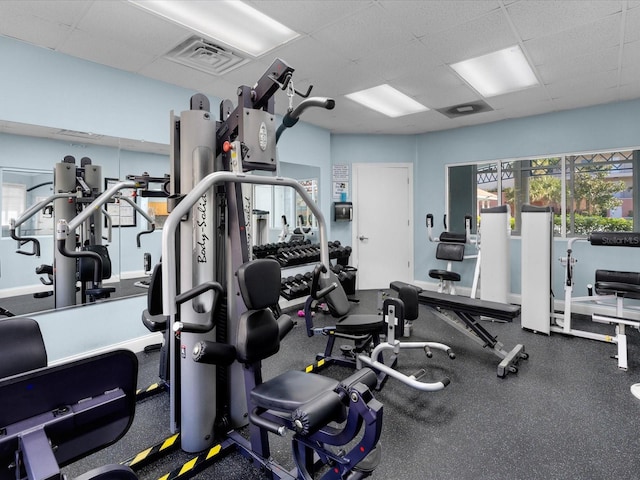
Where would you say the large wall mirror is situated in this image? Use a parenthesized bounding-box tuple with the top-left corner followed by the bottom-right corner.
(253, 162, 320, 244)
(0, 127, 321, 316)
(0, 126, 167, 316)
(447, 149, 639, 237)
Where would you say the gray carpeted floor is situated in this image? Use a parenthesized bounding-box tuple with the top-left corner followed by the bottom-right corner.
(38, 289, 640, 479)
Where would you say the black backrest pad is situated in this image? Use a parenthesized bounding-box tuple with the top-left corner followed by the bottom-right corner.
(237, 259, 281, 309)
(439, 232, 466, 243)
(0, 317, 47, 378)
(236, 259, 282, 363)
(398, 286, 419, 321)
(319, 270, 351, 317)
(435, 242, 465, 262)
(236, 310, 281, 363)
(595, 269, 640, 285)
(147, 263, 163, 316)
(79, 245, 112, 281)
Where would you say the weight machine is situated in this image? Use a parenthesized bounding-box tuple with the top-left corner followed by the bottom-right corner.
(149, 58, 382, 479)
(521, 206, 640, 371)
(426, 206, 511, 303)
(11, 157, 157, 308)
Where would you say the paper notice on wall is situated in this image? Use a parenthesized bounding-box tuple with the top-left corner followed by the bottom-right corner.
(332, 164, 349, 182)
(333, 181, 349, 200)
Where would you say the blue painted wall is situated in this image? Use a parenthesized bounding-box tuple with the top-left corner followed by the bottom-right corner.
(329, 100, 640, 298)
(2, 32, 640, 356)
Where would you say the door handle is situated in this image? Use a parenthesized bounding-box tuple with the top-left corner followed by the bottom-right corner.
(359, 235, 369, 241)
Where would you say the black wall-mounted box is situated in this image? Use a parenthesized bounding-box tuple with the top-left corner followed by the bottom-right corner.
(334, 202, 353, 222)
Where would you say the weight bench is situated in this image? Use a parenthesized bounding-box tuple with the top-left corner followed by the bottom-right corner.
(390, 281, 527, 378)
(0, 349, 138, 480)
(590, 269, 640, 371)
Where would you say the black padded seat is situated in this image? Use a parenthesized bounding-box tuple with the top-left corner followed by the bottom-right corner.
(595, 282, 640, 300)
(428, 269, 461, 282)
(250, 370, 339, 412)
(335, 314, 385, 335)
(594, 269, 640, 300)
(0, 317, 47, 378)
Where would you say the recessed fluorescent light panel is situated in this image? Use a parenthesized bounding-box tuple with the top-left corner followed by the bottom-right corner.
(450, 45, 538, 97)
(345, 84, 429, 118)
(128, 0, 299, 57)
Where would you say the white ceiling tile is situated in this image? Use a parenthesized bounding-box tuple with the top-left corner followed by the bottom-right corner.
(247, 0, 373, 35)
(0, 15, 71, 50)
(0, 0, 91, 50)
(1, 0, 640, 135)
(393, 66, 480, 109)
(266, 36, 352, 78)
(0, 0, 91, 26)
(138, 57, 221, 92)
(536, 46, 620, 85)
(618, 81, 640, 101)
(77, 2, 192, 57)
(310, 3, 415, 61)
(546, 70, 618, 98)
(378, 0, 501, 37)
(419, 9, 519, 64)
(524, 14, 622, 65)
(620, 65, 640, 86)
(486, 85, 550, 110)
(499, 99, 556, 120)
(621, 39, 640, 76)
(551, 86, 620, 110)
(59, 29, 156, 73)
(507, 0, 623, 41)
(625, 4, 640, 43)
(354, 39, 444, 83)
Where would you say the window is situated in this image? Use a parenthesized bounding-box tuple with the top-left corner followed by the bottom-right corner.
(448, 149, 638, 237)
(1, 182, 26, 229)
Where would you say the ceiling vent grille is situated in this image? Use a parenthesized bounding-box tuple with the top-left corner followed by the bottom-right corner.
(436, 100, 494, 119)
(55, 129, 103, 140)
(166, 37, 249, 76)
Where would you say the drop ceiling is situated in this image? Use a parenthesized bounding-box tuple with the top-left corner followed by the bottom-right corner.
(1, 0, 640, 138)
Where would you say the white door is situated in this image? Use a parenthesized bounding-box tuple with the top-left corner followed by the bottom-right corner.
(352, 163, 413, 290)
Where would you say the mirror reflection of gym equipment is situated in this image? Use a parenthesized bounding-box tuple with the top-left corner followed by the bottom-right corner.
(2, 2, 640, 479)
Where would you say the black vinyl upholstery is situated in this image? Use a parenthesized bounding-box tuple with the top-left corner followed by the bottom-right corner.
(236, 309, 281, 364)
(142, 263, 167, 332)
(398, 285, 419, 321)
(251, 370, 339, 412)
(435, 242, 465, 262)
(236, 259, 287, 363)
(318, 270, 384, 334)
(319, 270, 351, 317)
(237, 258, 281, 309)
(0, 317, 47, 378)
(79, 244, 112, 281)
(594, 269, 640, 299)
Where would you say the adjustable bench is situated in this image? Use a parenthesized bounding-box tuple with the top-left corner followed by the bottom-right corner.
(390, 281, 527, 378)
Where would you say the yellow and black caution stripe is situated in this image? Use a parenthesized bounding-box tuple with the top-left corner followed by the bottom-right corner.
(122, 433, 181, 469)
(304, 358, 327, 373)
(135, 381, 169, 401)
(155, 441, 233, 480)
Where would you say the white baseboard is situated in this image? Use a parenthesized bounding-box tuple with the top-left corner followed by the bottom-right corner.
(120, 270, 147, 280)
(0, 283, 50, 299)
(48, 332, 162, 367)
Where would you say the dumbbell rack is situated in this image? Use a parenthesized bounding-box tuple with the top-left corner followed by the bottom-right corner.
(253, 240, 354, 301)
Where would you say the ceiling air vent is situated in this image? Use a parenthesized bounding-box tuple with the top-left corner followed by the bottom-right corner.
(166, 37, 249, 76)
(55, 129, 104, 140)
(436, 100, 494, 119)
